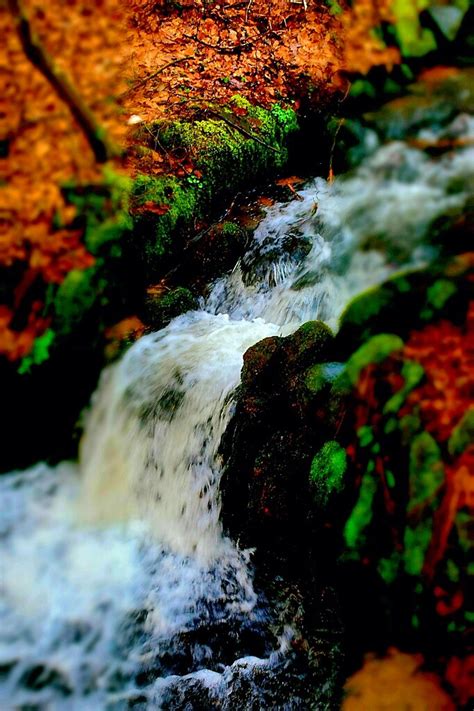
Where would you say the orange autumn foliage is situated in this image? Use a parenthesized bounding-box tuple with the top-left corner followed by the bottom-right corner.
(343, 649, 455, 710)
(338, 0, 400, 75)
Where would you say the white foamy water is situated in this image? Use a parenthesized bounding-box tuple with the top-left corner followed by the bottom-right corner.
(1, 113, 472, 709)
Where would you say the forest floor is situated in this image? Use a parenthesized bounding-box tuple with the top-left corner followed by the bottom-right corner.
(0, 0, 399, 359)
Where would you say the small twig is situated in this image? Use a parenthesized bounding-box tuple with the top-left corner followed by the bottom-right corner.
(245, 0, 254, 22)
(328, 117, 344, 183)
(183, 27, 273, 54)
(120, 56, 193, 98)
(222, 0, 247, 8)
(206, 108, 279, 153)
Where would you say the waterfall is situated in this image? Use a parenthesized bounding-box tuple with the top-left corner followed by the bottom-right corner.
(1, 115, 472, 708)
(79, 313, 279, 558)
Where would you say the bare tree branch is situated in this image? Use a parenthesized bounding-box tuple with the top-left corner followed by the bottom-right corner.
(7, 0, 122, 162)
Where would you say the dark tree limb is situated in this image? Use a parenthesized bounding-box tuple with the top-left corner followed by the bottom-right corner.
(8, 0, 122, 162)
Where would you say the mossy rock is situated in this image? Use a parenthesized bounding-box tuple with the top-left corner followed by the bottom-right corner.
(145, 286, 198, 330)
(240, 335, 283, 389)
(336, 257, 472, 356)
(340, 333, 404, 388)
(310, 440, 348, 508)
(179, 220, 249, 285)
(282, 320, 334, 367)
(130, 174, 198, 280)
(158, 97, 298, 202)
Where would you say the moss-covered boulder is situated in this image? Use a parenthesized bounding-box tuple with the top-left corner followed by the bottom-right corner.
(145, 286, 198, 330)
(157, 97, 298, 202)
(336, 254, 474, 357)
(220, 319, 339, 567)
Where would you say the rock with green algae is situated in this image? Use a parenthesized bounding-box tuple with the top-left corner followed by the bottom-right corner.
(339, 333, 404, 388)
(336, 285, 473, 665)
(221, 319, 339, 563)
(408, 432, 444, 512)
(336, 256, 472, 356)
(145, 286, 198, 330)
(310, 440, 347, 507)
(127, 100, 298, 282)
(177, 220, 249, 286)
(221, 254, 473, 693)
(130, 174, 198, 280)
(283, 320, 334, 366)
(157, 97, 298, 201)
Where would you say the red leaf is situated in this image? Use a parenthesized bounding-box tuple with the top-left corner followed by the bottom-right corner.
(140, 201, 171, 216)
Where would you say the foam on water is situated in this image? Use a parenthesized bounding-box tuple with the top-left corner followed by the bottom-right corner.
(1, 112, 472, 708)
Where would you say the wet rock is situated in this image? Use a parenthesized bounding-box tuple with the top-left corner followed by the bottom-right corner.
(184, 221, 249, 286)
(145, 286, 198, 330)
(221, 319, 341, 570)
(335, 254, 473, 358)
(19, 664, 72, 696)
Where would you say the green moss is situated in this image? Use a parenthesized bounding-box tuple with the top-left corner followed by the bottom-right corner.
(64, 168, 134, 256)
(357, 425, 374, 448)
(289, 320, 334, 362)
(386, 470, 396, 488)
(310, 441, 347, 506)
(341, 333, 404, 387)
(305, 362, 345, 393)
(18, 329, 56, 375)
(408, 431, 444, 511)
(404, 521, 432, 576)
(158, 97, 298, 200)
(455, 511, 472, 554)
(221, 221, 242, 238)
(383, 360, 424, 414)
(448, 408, 474, 457)
(339, 284, 392, 332)
(426, 279, 457, 310)
(399, 413, 422, 445)
(384, 418, 398, 435)
(132, 174, 198, 266)
(392, 0, 437, 57)
(446, 558, 460, 583)
(146, 286, 197, 329)
(378, 554, 400, 584)
(344, 473, 378, 549)
(54, 268, 97, 335)
(394, 276, 411, 293)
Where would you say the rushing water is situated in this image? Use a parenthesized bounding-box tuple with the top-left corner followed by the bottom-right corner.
(1, 112, 473, 709)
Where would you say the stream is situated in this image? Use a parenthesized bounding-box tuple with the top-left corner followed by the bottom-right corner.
(1, 105, 473, 709)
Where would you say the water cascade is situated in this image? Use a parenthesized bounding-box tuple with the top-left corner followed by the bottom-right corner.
(1, 116, 472, 708)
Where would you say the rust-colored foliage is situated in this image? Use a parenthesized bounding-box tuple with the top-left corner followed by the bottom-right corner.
(401, 304, 474, 578)
(343, 648, 455, 710)
(0, 0, 132, 359)
(343, 282, 473, 692)
(338, 0, 400, 75)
